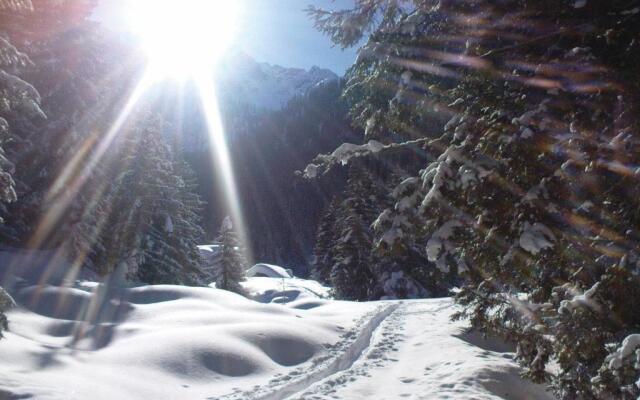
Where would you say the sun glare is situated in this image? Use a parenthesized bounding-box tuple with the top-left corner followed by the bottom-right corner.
(127, 0, 241, 79)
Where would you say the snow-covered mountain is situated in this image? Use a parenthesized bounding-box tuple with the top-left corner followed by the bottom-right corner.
(215, 52, 339, 111)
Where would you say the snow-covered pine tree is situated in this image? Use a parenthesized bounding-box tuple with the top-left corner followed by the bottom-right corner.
(212, 216, 246, 294)
(167, 160, 207, 284)
(87, 112, 205, 285)
(0, 0, 46, 223)
(0, 0, 100, 245)
(9, 21, 135, 251)
(0, 0, 48, 339)
(307, 0, 640, 397)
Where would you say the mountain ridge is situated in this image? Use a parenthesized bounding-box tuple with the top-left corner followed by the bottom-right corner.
(215, 51, 340, 112)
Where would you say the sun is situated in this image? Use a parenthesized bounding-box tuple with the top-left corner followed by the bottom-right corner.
(127, 0, 241, 79)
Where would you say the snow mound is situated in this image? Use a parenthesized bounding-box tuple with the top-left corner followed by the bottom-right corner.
(242, 275, 332, 308)
(0, 281, 373, 400)
(246, 263, 293, 278)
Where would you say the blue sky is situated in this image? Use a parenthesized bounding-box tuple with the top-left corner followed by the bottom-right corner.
(94, 0, 358, 74)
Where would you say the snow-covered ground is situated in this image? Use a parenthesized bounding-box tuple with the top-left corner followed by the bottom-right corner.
(0, 283, 377, 399)
(286, 299, 553, 400)
(0, 259, 555, 399)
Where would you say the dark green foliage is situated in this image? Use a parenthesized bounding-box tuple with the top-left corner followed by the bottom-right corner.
(310, 168, 382, 300)
(329, 174, 380, 300)
(0, 15, 207, 286)
(311, 163, 440, 299)
(311, 197, 341, 285)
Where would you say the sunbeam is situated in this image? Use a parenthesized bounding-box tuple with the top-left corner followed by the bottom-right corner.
(28, 74, 153, 255)
(195, 73, 253, 264)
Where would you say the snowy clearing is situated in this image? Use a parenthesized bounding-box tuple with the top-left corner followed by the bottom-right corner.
(0, 278, 555, 400)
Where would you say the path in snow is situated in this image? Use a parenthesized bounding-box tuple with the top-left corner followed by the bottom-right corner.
(285, 299, 555, 400)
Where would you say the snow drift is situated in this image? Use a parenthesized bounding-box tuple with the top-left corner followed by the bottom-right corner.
(241, 273, 331, 307)
(0, 281, 374, 400)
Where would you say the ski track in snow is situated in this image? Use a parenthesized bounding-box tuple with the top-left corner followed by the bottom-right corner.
(217, 303, 399, 400)
(283, 299, 554, 400)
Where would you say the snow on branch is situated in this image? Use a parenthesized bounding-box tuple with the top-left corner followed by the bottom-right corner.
(302, 136, 443, 179)
(0, 70, 45, 120)
(606, 334, 640, 370)
(518, 222, 555, 255)
(0, 37, 32, 68)
(558, 282, 601, 314)
(303, 140, 384, 178)
(427, 219, 464, 273)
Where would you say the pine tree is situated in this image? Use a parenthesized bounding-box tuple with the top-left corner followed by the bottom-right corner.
(0, 0, 46, 222)
(0, 0, 100, 245)
(81, 112, 205, 285)
(331, 203, 377, 301)
(166, 161, 207, 284)
(212, 216, 246, 294)
(311, 196, 340, 284)
(328, 167, 382, 300)
(6, 22, 135, 249)
(0, 0, 47, 339)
